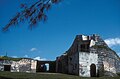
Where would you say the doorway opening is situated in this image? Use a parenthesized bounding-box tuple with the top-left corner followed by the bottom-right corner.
(45, 63, 49, 72)
(4, 65, 11, 71)
(90, 64, 96, 77)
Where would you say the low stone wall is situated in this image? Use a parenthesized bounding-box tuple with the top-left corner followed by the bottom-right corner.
(0, 58, 37, 73)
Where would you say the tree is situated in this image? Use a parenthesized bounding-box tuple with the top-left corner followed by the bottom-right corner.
(2, 0, 62, 31)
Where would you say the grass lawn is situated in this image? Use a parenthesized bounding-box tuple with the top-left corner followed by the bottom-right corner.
(0, 71, 120, 79)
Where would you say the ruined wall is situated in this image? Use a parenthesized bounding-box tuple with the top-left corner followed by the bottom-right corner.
(29, 60, 37, 73)
(79, 52, 98, 77)
(97, 48, 120, 74)
(56, 54, 68, 73)
(68, 52, 79, 75)
(92, 36, 120, 75)
(0, 59, 37, 73)
(49, 61, 56, 72)
(12, 59, 31, 72)
(61, 55, 68, 73)
(56, 57, 62, 73)
(0, 60, 12, 71)
(36, 60, 56, 72)
(56, 34, 120, 77)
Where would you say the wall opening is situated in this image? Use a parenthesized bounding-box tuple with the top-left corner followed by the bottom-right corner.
(36, 61, 56, 73)
(45, 63, 49, 72)
(80, 44, 89, 52)
(90, 64, 96, 77)
(4, 65, 11, 71)
(41, 64, 47, 72)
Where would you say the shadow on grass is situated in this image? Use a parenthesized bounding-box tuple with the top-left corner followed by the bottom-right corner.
(0, 76, 13, 79)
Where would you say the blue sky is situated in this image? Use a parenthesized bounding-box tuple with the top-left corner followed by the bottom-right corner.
(0, 0, 120, 60)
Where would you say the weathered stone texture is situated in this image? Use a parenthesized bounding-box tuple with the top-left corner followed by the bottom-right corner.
(56, 34, 120, 77)
(68, 52, 79, 75)
(79, 52, 98, 77)
(0, 58, 37, 73)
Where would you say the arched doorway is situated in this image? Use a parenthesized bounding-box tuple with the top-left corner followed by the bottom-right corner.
(90, 64, 96, 77)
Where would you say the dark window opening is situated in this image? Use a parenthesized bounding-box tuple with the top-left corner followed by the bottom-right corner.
(4, 65, 11, 71)
(80, 44, 89, 52)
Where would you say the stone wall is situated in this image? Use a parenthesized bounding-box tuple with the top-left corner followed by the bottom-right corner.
(79, 52, 98, 77)
(56, 54, 68, 73)
(97, 48, 120, 74)
(36, 60, 56, 72)
(0, 58, 37, 73)
(68, 52, 79, 75)
(94, 35, 120, 74)
(56, 34, 120, 77)
(0, 60, 12, 71)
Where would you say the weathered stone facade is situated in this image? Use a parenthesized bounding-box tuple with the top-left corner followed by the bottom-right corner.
(0, 58, 37, 73)
(56, 34, 120, 77)
(0, 34, 120, 77)
(0, 57, 56, 73)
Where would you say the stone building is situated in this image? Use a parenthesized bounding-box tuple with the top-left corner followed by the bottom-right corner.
(56, 34, 120, 77)
(0, 58, 37, 73)
(0, 57, 56, 73)
(0, 34, 120, 77)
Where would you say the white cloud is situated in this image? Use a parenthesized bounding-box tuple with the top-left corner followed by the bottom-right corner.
(117, 52, 120, 57)
(104, 38, 120, 47)
(12, 56, 18, 58)
(24, 55, 28, 58)
(33, 56, 47, 61)
(30, 48, 37, 52)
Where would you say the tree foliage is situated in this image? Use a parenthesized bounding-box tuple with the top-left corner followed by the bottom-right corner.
(2, 0, 62, 31)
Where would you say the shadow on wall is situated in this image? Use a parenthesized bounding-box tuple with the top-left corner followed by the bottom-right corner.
(36, 61, 56, 72)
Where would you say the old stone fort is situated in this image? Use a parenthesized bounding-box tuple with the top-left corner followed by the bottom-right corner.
(0, 34, 120, 77)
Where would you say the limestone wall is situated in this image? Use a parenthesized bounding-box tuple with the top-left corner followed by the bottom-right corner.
(94, 35, 120, 74)
(31, 60, 37, 73)
(0, 60, 13, 71)
(79, 52, 98, 77)
(99, 50, 120, 73)
(0, 59, 37, 73)
(56, 34, 120, 77)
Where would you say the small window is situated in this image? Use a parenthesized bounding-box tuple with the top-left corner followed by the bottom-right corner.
(80, 44, 89, 52)
(4, 65, 11, 71)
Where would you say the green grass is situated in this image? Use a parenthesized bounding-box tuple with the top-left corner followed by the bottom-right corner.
(0, 56, 22, 61)
(0, 71, 120, 79)
(0, 56, 34, 61)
